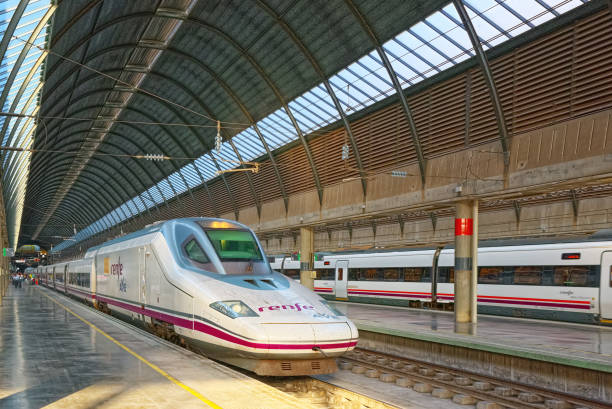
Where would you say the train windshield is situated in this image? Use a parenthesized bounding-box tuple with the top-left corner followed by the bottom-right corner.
(204, 229, 271, 275)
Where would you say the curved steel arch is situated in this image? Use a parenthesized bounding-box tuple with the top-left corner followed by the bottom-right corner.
(54, 191, 115, 234)
(43, 170, 130, 235)
(35, 159, 136, 227)
(182, 17, 323, 203)
(39, 176, 118, 231)
(40, 11, 322, 203)
(40, 41, 288, 212)
(139, 69, 260, 216)
(343, 0, 428, 186)
(25, 129, 167, 222)
(30, 80, 235, 220)
(27, 100, 185, 212)
(42, 10, 157, 88)
(36, 45, 279, 214)
(53, 175, 125, 230)
(253, 0, 368, 196)
(27, 130, 166, 225)
(65, 163, 141, 224)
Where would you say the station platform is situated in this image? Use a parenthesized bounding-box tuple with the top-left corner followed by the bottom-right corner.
(333, 302, 612, 372)
(333, 301, 612, 404)
(0, 285, 310, 409)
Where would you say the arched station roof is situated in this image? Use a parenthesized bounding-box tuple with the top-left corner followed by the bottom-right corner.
(0, 0, 596, 251)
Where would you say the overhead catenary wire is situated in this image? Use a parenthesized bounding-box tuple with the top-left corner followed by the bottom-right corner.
(10, 33, 252, 127)
(14, 0, 585, 250)
(0, 112, 247, 131)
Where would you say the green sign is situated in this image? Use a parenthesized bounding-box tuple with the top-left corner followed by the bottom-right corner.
(3, 248, 14, 257)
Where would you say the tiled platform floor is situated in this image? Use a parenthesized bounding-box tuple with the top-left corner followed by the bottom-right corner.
(0, 285, 309, 409)
(334, 302, 612, 372)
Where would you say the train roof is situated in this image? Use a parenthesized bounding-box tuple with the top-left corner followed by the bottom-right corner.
(311, 230, 612, 257)
(83, 218, 250, 256)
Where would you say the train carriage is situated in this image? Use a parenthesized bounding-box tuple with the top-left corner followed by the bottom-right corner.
(42, 218, 357, 376)
(270, 233, 612, 324)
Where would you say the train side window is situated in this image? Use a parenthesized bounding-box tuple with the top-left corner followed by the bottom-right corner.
(360, 268, 380, 281)
(383, 268, 400, 281)
(512, 266, 542, 285)
(478, 267, 503, 284)
(553, 266, 599, 287)
(315, 269, 334, 280)
(403, 267, 424, 282)
(610, 266, 612, 287)
(442, 267, 455, 283)
(282, 269, 300, 279)
(184, 239, 209, 264)
(348, 269, 359, 281)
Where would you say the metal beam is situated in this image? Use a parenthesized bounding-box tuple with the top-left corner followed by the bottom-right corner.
(256, 0, 368, 197)
(31, 1, 190, 240)
(185, 18, 324, 203)
(344, 0, 427, 186)
(453, 0, 511, 167)
(35, 49, 274, 217)
(37, 14, 290, 211)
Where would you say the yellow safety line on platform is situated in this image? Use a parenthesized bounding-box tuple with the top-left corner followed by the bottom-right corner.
(39, 290, 223, 409)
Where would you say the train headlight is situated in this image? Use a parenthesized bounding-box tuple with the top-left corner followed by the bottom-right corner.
(210, 300, 258, 319)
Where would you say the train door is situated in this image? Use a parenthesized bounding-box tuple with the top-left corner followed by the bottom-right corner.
(63, 265, 68, 294)
(335, 260, 349, 300)
(139, 247, 147, 307)
(52, 267, 56, 289)
(600, 251, 612, 321)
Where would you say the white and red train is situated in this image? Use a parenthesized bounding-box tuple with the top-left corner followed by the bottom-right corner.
(38, 218, 357, 375)
(271, 232, 612, 324)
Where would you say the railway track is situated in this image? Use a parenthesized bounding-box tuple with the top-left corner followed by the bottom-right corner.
(339, 348, 608, 409)
(262, 377, 401, 409)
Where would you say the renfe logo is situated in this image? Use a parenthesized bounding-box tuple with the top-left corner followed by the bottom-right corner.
(258, 303, 314, 312)
(110, 262, 123, 277)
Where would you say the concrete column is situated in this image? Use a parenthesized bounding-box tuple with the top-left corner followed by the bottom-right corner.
(454, 200, 478, 324)
(299, 227, 315, 289)
(471, 200, 479, 323)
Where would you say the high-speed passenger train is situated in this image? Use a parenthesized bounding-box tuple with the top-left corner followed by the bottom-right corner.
(271, 231, 612, 325)
(38, 218, 358, 375)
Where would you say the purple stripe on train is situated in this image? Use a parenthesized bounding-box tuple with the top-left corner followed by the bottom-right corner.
(95, 294, 357, 350)
(347, 290, 591, 310)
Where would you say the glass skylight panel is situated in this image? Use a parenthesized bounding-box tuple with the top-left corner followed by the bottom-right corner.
(232, 127, 265, 161)
(547, 0, 586, 14)
(193, 155, 216, 180)
(254, 123, 283, 150)
(211, 142, 238, 171)
(168, 172, 187, 194)
(288, 92, 337, 133)
(125, 198, 139, 214)
(259, 109, 297, 149)
(181, 163, 202, 188)
(156, 178, 174, 198)
(307, 86, 338, 113)
(111, 208, 123, 223)
(287, 99, 321, 133)
(133, 197, 146, 212)
(146, 185, 163, 205)
(52, 0, 592, 251)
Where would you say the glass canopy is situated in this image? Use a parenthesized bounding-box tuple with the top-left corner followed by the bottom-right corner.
(40, 0, 589, 253)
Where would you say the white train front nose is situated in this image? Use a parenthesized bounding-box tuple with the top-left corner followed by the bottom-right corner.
(262, 322, 356, 358)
